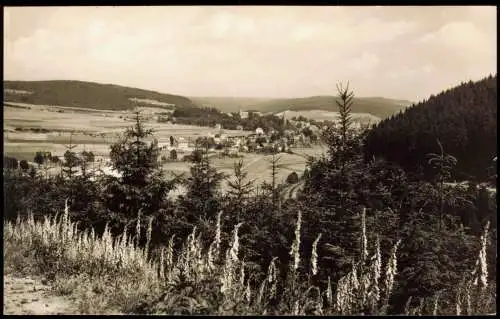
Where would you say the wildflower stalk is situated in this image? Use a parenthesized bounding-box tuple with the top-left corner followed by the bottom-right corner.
(383, 239, 402, 311)
(368, 236, 382, 313)
(289, 210, 302, 277)
(221, 222, 243, 296)
(360, 207, 368, 264)
(455, 289, 462, 315)
(207, 212, 222, 270)
(311, 233, 322, 276)
(326, 276, 333, 308)
(433, 292, 440, 316)
(472, 220, 490, 313)
(145, 216, 154, 258)
(136, 210, 142, 248)
(404, 296, 413, 315)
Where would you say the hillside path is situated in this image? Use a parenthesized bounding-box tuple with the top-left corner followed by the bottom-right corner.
(3, 274, 80, 315)
(242, 155, 266, 171)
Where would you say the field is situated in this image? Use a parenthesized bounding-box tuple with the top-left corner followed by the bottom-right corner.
(4, 103, 250, 158)
(4, 103, 326, 190)
(161, 146, 325, 195)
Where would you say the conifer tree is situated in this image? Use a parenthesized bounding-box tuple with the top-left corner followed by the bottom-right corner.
(105, 111, 177, 221)
(226, 160, 255, 222)
(62, 134, 81, 179)
(182, 140, 227, 221)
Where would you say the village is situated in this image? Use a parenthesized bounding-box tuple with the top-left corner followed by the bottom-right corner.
(5, 103, 366, 181)
(156, 117, 364, 164)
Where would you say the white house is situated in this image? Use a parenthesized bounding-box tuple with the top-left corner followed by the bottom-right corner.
(233, 137, 244, 147)
(178, 137, 189, 150)
(255, 127, 264, 135)
(239, 110, 249, 119)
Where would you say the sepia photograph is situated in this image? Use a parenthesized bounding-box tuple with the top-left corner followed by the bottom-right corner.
(3, 5, 497, 315)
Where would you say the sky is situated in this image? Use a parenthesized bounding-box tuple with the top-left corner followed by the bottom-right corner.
(3, 6, 497, 102)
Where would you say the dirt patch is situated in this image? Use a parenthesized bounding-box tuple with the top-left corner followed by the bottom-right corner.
(3, 274, 80, 315)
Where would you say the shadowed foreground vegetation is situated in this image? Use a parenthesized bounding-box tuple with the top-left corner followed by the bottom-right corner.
(4, 202, 495, 315)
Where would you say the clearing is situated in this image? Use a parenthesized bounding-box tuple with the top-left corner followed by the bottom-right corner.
(3, 274, 79, 315)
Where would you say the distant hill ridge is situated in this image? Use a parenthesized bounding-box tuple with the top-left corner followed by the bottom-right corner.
(3, 80, 197, 111)
(4, 80, 411, 119)
(190, 95, 412, 119)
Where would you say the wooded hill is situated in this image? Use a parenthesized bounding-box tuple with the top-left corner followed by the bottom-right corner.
(3, 80, 197, 111)
(364, 74, 497, 182)
(4, 80, 410, 121)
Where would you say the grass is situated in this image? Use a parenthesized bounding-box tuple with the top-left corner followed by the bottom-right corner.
(4, 202, 495, 315)
(159, 150, 323, 194)
(4, 103, 252, 137)
(3, 103, 253, 162)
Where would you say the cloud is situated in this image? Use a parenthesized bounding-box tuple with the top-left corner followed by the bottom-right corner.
(418, 20, 494, 52)
(415, 19, 496, 82)
(351, 52, 380, 73)
(3, 6, 497, 100)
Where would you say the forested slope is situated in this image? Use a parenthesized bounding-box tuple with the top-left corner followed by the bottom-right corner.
(364, 74, 497, 182)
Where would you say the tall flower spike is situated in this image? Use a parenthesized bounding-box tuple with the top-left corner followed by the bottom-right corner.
(215, 211, 222, 252)
(370, 236, 382, 307)
(384, 239, 402, 304)
(361, 207, 368, 263)
(145, 216, 154, 256)
(136, 210, 142, 247)
(267, 257, 278, 298)
(289, 211, 302, 272)
(404, 296, 413, 315)
(478, 221, 490, 290)
(433, 292, 440, 316)
(326, 276, 333, 306)
(240, 261, 246, 287)
(245, 280, 252, 303)
(311, 233, 322, 276)
(229, 222, 244, 264)
(455, 289, 462, 316)
(207, 211, 223, 270)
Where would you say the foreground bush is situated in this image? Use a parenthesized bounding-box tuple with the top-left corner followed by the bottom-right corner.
(4, 201, 495, 315)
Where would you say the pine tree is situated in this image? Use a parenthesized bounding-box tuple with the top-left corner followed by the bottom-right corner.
(270, 151, 283, 211)
(34, 151, 45, 168)
(182, 141, 227, 221)
(427, 139, 458, 232)
(226, 159, 255, 222)
(110, 111, 159, 187)
(62, 134, 81, 179)
(105, 111, 177, 221)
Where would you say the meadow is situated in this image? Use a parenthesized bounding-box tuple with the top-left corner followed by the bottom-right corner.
(4, 103, 251, 158)
(4, 103, 322, 190)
